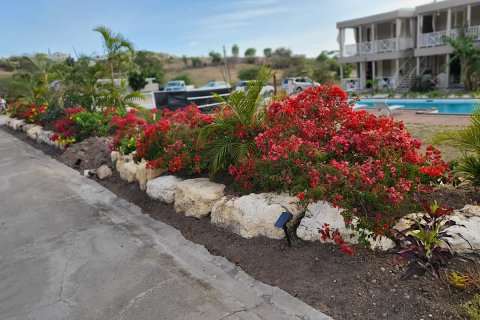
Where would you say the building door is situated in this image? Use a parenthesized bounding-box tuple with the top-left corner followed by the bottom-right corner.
(450, 57, 461, 84)
(422, 15, 434, 33)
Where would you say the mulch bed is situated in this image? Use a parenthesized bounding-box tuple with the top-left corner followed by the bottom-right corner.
(4, 125, 480, 320)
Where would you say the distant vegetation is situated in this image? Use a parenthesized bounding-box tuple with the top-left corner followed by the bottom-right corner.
(0, 29, 350, 95)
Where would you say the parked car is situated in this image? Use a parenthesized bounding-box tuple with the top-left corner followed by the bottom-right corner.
(164, 80, 186, 92)
(202, 81, 231, 89)
(234, 80, 274, 97)
(281, 77, 319, 93)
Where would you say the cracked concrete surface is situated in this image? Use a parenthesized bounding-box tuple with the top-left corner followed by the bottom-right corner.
(0, 129, 332, 320)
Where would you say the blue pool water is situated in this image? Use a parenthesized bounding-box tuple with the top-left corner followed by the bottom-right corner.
(357, 99, 479, 114)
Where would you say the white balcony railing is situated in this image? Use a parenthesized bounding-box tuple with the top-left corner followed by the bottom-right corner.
(361, 42, 373, 54)
(418, 30, 448, 47)
(343, 37, 413, 56)
(344, 44, 358, 57)
(375, 38, 396, 53)
(450, 25, 480, 41)
(342, 78, 361, 91)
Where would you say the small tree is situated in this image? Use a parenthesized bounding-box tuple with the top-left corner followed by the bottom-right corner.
(232, 44, 239, 67)
(128, 72, 148, 91)
(191, 57, 202, 68)
(244, 48, 256, 64)
(209, 51, 222, 65)
(182, 55, 188, 67)
(238, 66, 261, 80)
(263, 48, 272, 58)
(171, 74, 193, 85)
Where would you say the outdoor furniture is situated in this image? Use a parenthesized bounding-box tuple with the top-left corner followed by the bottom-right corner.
(373, 101, 405, 117)
(353, 104, 366, 110)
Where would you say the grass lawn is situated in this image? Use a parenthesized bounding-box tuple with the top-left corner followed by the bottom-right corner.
(406, 123, 462, 162)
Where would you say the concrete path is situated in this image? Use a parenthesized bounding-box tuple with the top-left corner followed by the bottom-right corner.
(0, 129, 331, 320)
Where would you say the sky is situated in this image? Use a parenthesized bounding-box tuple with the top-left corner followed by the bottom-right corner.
(1, 0, 434, 59)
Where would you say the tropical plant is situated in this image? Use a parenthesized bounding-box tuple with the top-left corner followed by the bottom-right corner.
(443, 28, 480, 91)
(198, 67, 272, 176)
(449, 271, 469, 288)
(392, 198, 470, 279)
(463, 294, 480, 320)
(60, 56, 107, 110)
(434, 106, 480, 185)
(93, 25, 134, 83)
(96, 79, 146, 111)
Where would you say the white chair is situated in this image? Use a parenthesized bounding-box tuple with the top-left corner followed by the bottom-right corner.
(373, 101, 404, 117)
(353, 104, 366, 110)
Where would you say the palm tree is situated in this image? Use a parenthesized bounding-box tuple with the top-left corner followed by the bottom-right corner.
(434, 106, 480, 186)
(93, 25, 134, 83)
(198, 67, 273, 176)
(443, 28, 480, 91)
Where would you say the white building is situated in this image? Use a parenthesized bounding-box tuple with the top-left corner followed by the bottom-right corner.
(337, 0, 480, 91)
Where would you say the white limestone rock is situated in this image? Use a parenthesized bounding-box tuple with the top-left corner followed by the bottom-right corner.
(174, 178, 225, 218)
(97, 165, 112, 180)
(22, 123, 35, 132)
(146, 175, 183, 203)
(394, 205, 480, 253)
(26, 126, 44, 141)
(119, 161, 138, 183)
(110, 151, 120, 163)
(136, 161, 164, 191)
(211, 193, 305, 239)
(296, 201, 395, 251)
(0, 115, 10, 126)
(10, 119, 26, 131)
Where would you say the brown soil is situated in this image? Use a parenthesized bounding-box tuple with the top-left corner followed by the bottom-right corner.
(4, 125, 480, 320)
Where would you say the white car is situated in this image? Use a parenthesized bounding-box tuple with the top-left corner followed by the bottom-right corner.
(164, 80, 187, 92)
(202, 81, 231, 89)
(234, 80, 274, 97)
(281, 77, 319, 93)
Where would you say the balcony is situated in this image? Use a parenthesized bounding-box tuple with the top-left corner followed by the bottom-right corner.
(343, 37, 414, 57)
(341, 78, 361, 91)
(419, 25, 480, 48)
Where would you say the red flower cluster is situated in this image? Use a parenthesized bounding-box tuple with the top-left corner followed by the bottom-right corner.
(18, 103, 48, 124)
(50, 106, 84, 144)
(319, 223, 355, 255)
(110, 109, 146, 153)
(228, 85, 451, 240)
(133, 105, 213, 174)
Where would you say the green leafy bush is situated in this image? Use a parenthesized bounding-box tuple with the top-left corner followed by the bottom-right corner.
(463, 294, 480, 320)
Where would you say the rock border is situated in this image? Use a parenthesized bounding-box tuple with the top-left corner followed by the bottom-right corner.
(4, 114, 479, 254)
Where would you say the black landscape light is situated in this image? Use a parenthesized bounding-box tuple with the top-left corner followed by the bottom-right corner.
(274, 211, 293, 247)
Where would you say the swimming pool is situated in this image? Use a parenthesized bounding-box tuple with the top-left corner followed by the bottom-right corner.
(357, 99, 479, 115)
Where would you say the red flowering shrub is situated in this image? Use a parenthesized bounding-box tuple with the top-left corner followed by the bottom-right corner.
(228, 85, 451, 241)
(134, 105, 213, 174)
(17, 102, 48, 124)
(110, 109, 146, 154)
(51, 106, 84, 145)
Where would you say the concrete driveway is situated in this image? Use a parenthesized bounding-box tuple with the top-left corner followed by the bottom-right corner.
(0, 129, 331, 320)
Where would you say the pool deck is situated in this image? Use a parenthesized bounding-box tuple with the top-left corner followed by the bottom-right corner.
(366, 109, 470, 126)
